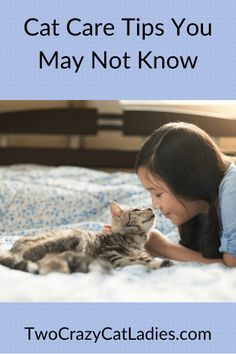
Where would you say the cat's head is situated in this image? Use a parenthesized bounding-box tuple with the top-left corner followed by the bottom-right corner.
(109, 201, 155, 235)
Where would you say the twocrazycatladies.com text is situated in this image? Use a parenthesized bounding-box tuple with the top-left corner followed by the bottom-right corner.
(24, 326, 212, 342)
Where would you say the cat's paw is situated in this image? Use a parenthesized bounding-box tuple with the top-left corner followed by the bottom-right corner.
(148, 258, 174, 269)
(38, 256, 70, 275)
(160, 259, 174, 268)
(27, 261, 39, 274)
(89, 259, 112, 274)
(148, 259, 164, 269)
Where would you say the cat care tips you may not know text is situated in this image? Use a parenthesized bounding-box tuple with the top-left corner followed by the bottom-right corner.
(24, 17, 213, 73)
(39, 50, 198, 73)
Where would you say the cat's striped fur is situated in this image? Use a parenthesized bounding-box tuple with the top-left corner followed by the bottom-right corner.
(0, 202, 172, 274)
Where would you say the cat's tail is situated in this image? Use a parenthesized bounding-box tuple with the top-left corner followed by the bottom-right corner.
(0, 250, 39, 274)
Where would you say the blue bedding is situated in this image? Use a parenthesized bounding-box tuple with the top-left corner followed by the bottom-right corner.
(0, 165, 235, 302)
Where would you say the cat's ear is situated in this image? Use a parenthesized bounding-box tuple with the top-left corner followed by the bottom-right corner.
(109, 201, 123, 218)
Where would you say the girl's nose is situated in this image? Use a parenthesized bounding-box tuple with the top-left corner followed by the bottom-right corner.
(151, 196, 161, 210)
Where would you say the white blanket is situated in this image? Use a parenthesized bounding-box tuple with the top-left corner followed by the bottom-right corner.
(0, 165, 235, 302)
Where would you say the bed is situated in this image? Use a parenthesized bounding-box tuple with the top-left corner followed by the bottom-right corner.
(0, 107, 236, 302)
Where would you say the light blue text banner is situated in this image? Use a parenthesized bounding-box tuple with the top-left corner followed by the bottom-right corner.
(0, 303, 235, 352)
(0, 0, 236, 99)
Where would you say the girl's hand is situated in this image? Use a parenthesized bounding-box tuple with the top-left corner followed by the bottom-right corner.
(145, 230, 171, 258)
(103, 224, 112, 234)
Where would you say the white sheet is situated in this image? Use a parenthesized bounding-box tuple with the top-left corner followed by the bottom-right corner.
(0, 164, 235, 302)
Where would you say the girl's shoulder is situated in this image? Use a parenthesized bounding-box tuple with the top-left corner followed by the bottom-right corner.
(218, 162, 236, 257)
(219, 162, 236, 197)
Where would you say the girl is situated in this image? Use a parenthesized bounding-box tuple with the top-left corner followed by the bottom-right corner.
(135, 122, 236, 267)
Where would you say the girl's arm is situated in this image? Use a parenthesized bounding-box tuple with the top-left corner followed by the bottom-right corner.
(146, 230, 224, 265)
(223, 253, 236, 267)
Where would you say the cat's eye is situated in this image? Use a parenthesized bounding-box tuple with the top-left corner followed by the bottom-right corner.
(132, 208, 141, 212)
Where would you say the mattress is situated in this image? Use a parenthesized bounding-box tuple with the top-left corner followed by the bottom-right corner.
(0, 164, 235, 302)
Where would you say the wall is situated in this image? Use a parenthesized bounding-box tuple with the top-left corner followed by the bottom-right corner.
(0, 100, 235, 152)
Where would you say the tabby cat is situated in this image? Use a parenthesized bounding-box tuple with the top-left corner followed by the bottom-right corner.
(0, 201, 172, 274)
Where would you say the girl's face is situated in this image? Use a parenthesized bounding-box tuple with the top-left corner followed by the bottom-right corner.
(137, 167, 209, 226)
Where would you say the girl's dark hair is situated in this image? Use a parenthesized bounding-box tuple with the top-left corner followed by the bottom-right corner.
(135, 122, 229, 258)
